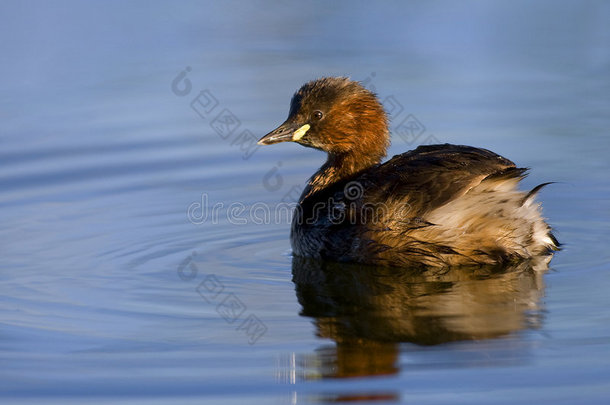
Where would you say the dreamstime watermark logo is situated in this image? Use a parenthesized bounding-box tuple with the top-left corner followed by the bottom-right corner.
(176, 252, 267, 345)
(343, 180, 364, 200)
(186, 181, 412, 226)
(187, 194, 296, 225)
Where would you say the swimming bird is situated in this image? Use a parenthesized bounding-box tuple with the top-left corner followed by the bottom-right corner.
(258, 77, 559, 268)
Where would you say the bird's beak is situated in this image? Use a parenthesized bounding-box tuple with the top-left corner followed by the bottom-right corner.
(258, 121, 311, 145)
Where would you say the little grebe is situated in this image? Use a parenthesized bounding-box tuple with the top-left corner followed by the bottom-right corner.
(258, 77, 559, 267)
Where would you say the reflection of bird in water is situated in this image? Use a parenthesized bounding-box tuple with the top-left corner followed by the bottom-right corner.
(291, 256, 549, 379)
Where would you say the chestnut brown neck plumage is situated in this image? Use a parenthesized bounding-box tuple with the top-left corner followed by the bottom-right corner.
(306, 82, 390, 194)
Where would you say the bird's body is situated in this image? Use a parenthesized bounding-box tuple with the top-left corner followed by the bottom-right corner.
(259, 77, 558, 268)
(291, 143, 556, 267)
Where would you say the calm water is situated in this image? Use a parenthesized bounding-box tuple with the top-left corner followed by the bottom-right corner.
(1, 1, 610, 404)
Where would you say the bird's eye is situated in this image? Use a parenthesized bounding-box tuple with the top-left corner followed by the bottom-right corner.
(313, 110, 324, 120)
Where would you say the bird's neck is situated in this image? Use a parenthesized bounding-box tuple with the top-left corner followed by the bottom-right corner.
(305, 152, 379, 197)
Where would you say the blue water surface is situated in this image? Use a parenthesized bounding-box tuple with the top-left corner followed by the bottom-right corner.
(1, 1, 609, 404)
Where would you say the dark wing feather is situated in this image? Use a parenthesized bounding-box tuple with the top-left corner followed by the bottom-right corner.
(356, 144, 517, 216)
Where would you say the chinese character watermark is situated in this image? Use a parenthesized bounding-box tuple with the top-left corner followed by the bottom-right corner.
(177, 252, 267, 345)
(171, 67, 260, 160)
